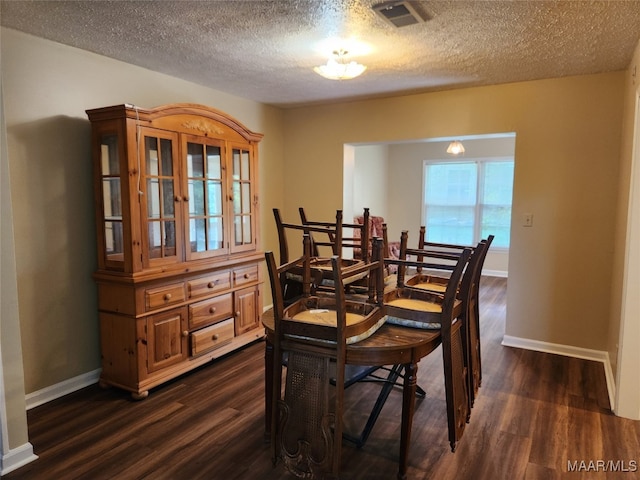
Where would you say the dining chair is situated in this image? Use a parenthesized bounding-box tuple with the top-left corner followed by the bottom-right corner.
(407, 229, 494, 407)
(384, 232, 472, 452)
(265, 235, 386, 479)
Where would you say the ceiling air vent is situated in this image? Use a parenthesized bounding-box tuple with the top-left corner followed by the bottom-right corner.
(373, 1, 428, 28)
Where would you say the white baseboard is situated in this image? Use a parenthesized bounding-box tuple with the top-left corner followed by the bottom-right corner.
(501, 335, 616, 410)
(1, 442, 38, 475)
(25, 368, 101, 411)
(482, 270, 508, 278)
(602, 356, 616, 411)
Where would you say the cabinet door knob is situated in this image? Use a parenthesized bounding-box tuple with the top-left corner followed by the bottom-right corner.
(183, 196, 189, 202)
(236, 311, 240, 317)
(182, 330, 189, 337)
(174, 195, 181, 202)
(209, 307, 216, 314)
(164, 293, 172, 301)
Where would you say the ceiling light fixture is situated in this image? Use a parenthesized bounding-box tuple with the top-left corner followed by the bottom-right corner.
(314, 49, 366, 80)
(446, 140, 465, 155)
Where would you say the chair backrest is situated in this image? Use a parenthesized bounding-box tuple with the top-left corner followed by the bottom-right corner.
(300, 207, 371, 262)
(264, 235, 386, 478)
(417, 225, 475, 252)
(403, 232, 485, 296)
(274, 207, 346, 261)
(415, 226, 494, 283)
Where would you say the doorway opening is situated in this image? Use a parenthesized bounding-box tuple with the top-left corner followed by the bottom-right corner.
(343, 133, 516, 277)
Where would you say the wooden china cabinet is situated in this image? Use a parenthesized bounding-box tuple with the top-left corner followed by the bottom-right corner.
(87, 103, 264, 399)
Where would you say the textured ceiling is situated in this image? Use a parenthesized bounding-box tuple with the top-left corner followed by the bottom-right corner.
(2, 0, 640, 108)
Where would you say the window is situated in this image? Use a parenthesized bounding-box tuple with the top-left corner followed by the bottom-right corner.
(423, 158, 514, 248)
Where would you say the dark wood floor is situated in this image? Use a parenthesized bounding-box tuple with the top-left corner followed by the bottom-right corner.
(6, 277, 639, 480)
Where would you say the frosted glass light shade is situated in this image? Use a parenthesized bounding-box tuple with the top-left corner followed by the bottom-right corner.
(446, 140, 465, 155)
(314, 50, 366, 80)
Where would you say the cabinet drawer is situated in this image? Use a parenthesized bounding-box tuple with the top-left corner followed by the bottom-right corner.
(145, 283, 186, 310)
(188, 294, 233, 330)
(188, 271, 231, 298)
(191, 318, 234, 356)
(233, 265, 259, 287)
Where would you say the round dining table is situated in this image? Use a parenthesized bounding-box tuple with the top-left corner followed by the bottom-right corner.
(261, 309, 442, 480)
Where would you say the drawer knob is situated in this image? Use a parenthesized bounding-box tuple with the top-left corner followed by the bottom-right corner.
(212, 334, 219, 341)
(164, 293, 172, 301)
(209, 307, 216, 314)
(244, 273, 250, 279)
(182, 330, 188, 337)
(207, 281, 216, 288)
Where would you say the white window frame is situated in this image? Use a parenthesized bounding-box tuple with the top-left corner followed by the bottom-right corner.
(422, 156, 514, 249)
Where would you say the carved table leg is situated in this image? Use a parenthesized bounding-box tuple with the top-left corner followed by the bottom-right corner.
(397, 362, 417, 480)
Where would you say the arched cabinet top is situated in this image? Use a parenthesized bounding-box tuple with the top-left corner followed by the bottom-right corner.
(86, 103, 264, 143)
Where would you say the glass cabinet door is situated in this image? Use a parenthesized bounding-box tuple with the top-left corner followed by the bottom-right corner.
(183, 136, 228, 259)
(99, 133, 124, 267)
(230, 145, 256, 253)
(141, 128, 182, 265)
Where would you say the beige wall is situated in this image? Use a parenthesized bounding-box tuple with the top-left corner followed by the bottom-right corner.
(352, 144, 389, 221)
(283, 72, 624, 351)
(1, 28, 285, 448)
